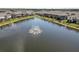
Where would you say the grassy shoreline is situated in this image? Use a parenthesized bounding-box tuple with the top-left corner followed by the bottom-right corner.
(0, 16, 34, 27)
(1, 15, 79, 31)
(37, 15, 79, 31)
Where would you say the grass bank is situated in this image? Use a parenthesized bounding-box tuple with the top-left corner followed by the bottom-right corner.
(0, 16, 34, 27)
(37, 15, 79, 31)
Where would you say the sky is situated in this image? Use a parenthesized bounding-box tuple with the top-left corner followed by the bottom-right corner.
(0, 0, 79, 8)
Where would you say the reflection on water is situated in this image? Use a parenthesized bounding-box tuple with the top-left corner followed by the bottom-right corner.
(14, 34, 25, 52)
(0, 23, 16, 30)
(0, 17, 79, 51)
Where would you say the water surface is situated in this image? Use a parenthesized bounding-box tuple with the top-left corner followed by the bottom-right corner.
(0, 17, 79, 52)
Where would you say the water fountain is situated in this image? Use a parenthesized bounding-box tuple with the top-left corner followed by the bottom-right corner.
(29, 26, 42, 35)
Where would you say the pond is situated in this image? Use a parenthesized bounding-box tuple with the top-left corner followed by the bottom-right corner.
(0, 17, 79, 52)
